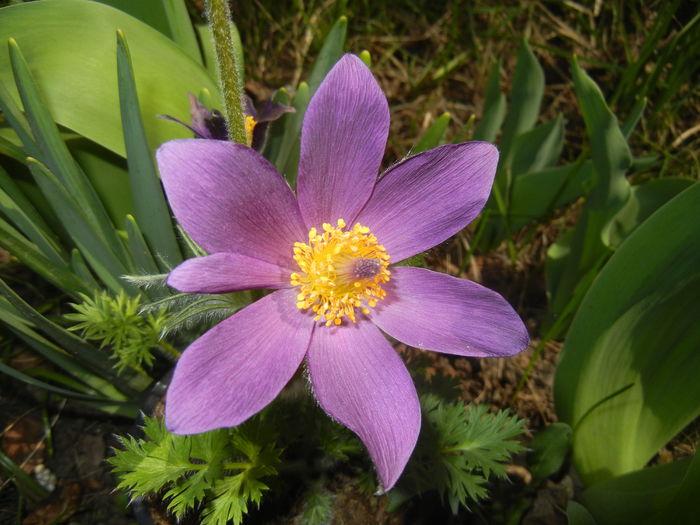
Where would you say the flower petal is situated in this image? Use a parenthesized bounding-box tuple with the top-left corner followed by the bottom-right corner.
(167, 253, 292, 293)
(157, 140, 306, 267)
(371, 267, 529, 357)
(307, 321, 420, 491)
(297, 54, 390, 229)
(165, 289, 312, 434)
(356, 142, 498, 262)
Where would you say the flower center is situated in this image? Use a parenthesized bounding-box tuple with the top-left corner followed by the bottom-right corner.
(290, 219, 390, 326)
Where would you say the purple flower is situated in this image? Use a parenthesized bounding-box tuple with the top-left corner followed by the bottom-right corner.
(156, 54, 528, 491)
(161, 93, 293, 151)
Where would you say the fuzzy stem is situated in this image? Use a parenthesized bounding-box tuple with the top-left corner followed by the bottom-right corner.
(206, 0, 246, 143)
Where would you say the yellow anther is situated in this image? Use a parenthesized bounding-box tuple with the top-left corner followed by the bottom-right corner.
(244, 115, 257, 147)
(290, 219, 390, 327)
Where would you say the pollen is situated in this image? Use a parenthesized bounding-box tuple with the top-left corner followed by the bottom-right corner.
(290, 219, 391, 327)
(244, 115, 257, 146)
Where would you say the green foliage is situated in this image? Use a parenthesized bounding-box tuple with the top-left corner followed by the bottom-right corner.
(109, 416, 281, 525)
(65, 290, 169, 373)
(393, 395, 525, 514)
(299, 480, 334, 525)
(554, 181, 700, 485)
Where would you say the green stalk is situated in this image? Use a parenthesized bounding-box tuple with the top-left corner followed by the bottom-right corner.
(206, 0, 246, 144)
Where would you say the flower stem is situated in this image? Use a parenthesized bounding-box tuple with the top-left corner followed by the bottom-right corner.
(205, 0, 246, 144)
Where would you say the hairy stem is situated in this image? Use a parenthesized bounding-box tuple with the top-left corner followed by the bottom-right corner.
(206, 0, 246, 143)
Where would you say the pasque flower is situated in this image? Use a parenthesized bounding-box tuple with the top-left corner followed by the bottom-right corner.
(157, 54, 528, 491)
(161, 92, 293, 150)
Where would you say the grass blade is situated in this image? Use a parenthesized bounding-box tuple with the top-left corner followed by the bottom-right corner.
(116, 31, 182, 268)
(8, 39, 129, 266)
(473, 60, 506, 142)
(413, 112, 451, 154)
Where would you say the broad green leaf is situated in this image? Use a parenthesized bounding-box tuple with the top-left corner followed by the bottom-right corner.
(95, 0, 171, 36)
(510, 115, 564, 177)
(580, 459, 692, 525)
(0, 0, 220, 157)
(510, 161, 593, 232)
(607, 177, 695, 248)
(413, 112, 450, 154)
(546, 59, 632, 325)
(554, 182, 700, 484)
(566, 501, 598, 525)
(647, 452, 700, 524)
(117, 31, 182, 267)
(473, 60, 505, 142)
(498, 41, 545, 169)
(307, 16, 347, 95)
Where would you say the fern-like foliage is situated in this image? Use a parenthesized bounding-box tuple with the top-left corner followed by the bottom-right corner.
(109, 416, 281, 524)
(65, 290, 169, 373)
(394, 394, 526, 514)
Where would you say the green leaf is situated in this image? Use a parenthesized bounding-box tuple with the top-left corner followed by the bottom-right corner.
(161, 0, 202, 63)
(0, 217, 91, 296)
(26, 159, 130, 293)
(566, 501, 598, 525)
(8, 39, 128, 261)
(528, 422, 572, 482)
(606, 177, 695, 249)
(275, 82, 310, 186)
(554, 182, 700, 484)
(510, 114, 564, 177)
(0, 277, 132, 390)
(413, 112, 451, 154)
(0, 359, 133, 407)
(66, 137, 133, 227)
(0, 298, 133, 404)
(498, 41, 545, 168)
(116, 31, 182, 268)
(0, 165, 66, 265)
(70, 249, 100, 291)
(0, 0, 220, 158)
(620, 97, 647, 139)
(307, 16, 347, 95)
(0, 448, 49, 501)
(473, 60, 506, 143)
(646, 452, 700, 524)
(580, 459, 692, 525)
(546, 58, 632, 326)
(509, 161, 593, 232)
(124, 215, 161, 275)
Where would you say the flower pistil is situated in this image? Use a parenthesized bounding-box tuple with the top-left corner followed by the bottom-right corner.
(291, 219, 390, 326)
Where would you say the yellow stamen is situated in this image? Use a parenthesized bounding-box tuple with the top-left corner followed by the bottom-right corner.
(290, 219, 391, 327)
(244, 115, 257, 146)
